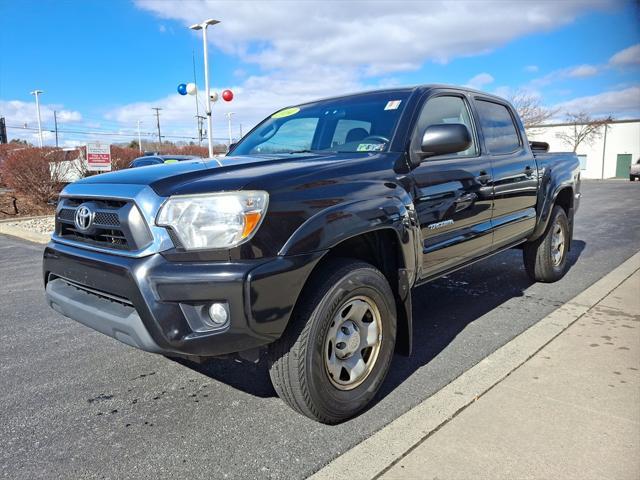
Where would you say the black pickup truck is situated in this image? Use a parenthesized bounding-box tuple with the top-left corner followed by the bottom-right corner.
(44, 85, 580, 423)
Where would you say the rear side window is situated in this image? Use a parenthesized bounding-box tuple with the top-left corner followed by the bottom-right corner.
(131, 158, 161, 167)
(476, 100, 521, 154)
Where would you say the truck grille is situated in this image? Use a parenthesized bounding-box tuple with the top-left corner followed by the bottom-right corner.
(55, 197, 153, 252)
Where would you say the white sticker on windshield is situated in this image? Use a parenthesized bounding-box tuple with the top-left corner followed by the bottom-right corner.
(384, 100, 402, 110)
(357, 143, 385, 152)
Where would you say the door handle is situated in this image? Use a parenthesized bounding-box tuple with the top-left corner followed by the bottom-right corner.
(476, 172, 492, 185)
(524, 166, 534, 177)
(454, 192, 477, 212)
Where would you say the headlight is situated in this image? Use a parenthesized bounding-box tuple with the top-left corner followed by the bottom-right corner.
(156, 191, 269, 250)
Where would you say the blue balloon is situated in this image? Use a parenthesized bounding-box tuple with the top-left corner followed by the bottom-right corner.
(177, 83, 187, 95)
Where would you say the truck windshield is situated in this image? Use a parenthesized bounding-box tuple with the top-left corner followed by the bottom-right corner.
(230, 91, 410, 156)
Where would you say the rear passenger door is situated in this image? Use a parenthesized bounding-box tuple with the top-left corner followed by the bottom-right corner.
(409, 92, 494, 279)
(473, 98, 538, 249)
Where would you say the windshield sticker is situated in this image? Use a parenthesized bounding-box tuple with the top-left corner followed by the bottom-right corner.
(357, 143, 385, 152)
(271, 107, 300, 119)
(384, 100, 402, 110)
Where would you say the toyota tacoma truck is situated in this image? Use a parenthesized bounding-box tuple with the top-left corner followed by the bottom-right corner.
(44, 85, 580, 423)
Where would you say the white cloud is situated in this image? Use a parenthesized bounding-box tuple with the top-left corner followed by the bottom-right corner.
(465, 73, 495, 89)
(524, 65, 539, 73)
(0, 99, 82, 127)
(609, 43, 640, 66)
(106, 66, 366, 141)
(532, 64, 599, 86)
(553, 86, 640, 118)
(567, 64, 598, 77)
(136, 0, 612, 75)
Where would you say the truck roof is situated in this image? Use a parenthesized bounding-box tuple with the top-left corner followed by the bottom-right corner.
(291, 84, 510, 108)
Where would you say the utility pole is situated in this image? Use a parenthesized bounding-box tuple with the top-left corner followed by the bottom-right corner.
(239, 123, 243, 139)
(225, 112, 235, 149)
(30, 90, 44, 147)
(190, 19, 220, 159)
(53, 110, 59, 148)
(137, 120, 143, 153)
(152, 107, 162, 151)
(195, 115, 206, 145)
(0, 117, 7, 144)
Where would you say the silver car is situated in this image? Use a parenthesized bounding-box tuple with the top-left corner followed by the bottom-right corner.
(630, 158, 640, 181)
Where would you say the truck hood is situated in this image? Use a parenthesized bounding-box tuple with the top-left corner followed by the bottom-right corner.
(75, 153, 381, 197)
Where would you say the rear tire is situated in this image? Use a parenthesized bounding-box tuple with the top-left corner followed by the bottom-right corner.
(268, 258, 397, 424)
(523, 206, 570, 283)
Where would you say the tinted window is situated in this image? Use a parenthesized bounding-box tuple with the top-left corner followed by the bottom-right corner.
(130, 158, 161, 168)
(411, 95, 477, 159)
(253, 118, 319, 154)
(476, 100, 521, 154)
(232, 91, 410, 155)
(331, 119, 371, 147)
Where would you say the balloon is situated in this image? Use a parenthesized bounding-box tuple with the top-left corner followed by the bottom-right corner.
(186, 83, 197, 96)
(222, 89, 234, 102)
(209, 91, 219, 102)
(177, 83, 187, 95)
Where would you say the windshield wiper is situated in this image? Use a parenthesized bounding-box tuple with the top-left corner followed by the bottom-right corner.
(287, 149, 315, 154)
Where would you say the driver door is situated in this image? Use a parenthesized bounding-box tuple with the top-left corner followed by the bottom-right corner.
(409, 92, 494, 279)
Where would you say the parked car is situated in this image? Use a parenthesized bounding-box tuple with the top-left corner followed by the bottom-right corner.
(128, 154, 200, 168)
(630, 158, 640, 181)
(44, 85, 580, 423)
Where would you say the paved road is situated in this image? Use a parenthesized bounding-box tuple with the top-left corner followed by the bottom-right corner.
(1, 180, 639, 480)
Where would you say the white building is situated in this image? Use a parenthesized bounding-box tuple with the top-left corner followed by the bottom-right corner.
(528, 119, 640, 179)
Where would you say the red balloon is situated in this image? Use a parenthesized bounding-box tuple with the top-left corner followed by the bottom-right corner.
(222, 89, 234, 102)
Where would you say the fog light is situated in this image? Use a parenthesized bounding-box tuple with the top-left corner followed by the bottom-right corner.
(207, 302, 229, 326)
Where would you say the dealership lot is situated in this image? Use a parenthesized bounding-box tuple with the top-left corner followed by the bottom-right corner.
(1, 180, 639, 480)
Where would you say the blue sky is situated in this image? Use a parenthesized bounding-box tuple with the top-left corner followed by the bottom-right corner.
(0, 0, 638, 147)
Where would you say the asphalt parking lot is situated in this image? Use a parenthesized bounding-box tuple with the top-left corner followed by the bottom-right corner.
(1, 180, 639, 480)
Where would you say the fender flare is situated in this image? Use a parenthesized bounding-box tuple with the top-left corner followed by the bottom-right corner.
(279, 194, 420, 356)
(530, 168, 575, 242)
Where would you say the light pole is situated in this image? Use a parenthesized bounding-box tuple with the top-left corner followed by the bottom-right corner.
(30, 90, 44, 147)
(190, 19, 219, 158)
(137, 120, 143, 153)
(225, 112, 235, 148)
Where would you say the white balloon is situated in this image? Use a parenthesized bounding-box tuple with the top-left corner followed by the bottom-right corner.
(209, 91, 219, 102)
(186, 83, 197, 95)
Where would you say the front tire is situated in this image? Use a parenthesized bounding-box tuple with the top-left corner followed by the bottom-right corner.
(523, 206, 570, 283)
(268, 258, 397, 424)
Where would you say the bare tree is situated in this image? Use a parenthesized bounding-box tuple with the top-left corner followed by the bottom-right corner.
(509, 91, 557, 130)
(555, 112, 612, 152)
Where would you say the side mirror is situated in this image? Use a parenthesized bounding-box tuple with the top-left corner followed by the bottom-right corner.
(420, 123, 472, 158)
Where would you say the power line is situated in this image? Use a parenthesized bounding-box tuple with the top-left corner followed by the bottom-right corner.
(6, 124, 230, 141)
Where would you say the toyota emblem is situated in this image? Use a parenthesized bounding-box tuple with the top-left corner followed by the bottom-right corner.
(74, 205, 94, 231)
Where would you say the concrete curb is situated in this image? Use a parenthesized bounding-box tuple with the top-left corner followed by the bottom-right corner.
(0, 215, 53, 224)
(309, 251, 640, 480)
(0, 223, 51, 244)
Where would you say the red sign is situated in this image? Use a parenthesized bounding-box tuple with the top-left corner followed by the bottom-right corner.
(87, 141, 111, 171)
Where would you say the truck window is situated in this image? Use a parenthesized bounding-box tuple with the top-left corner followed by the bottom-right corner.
(331, 119, 372, 147)
(253, 118, 319, 154)
(232, 90, 410, 156)
(411, 95, 477, 160)
(476, 100, 521, 154)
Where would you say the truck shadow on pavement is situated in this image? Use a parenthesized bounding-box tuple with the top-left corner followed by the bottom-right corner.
(174, 240, 585, 403)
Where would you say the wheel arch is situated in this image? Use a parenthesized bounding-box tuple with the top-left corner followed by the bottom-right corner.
(295, 227, 415, 356)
